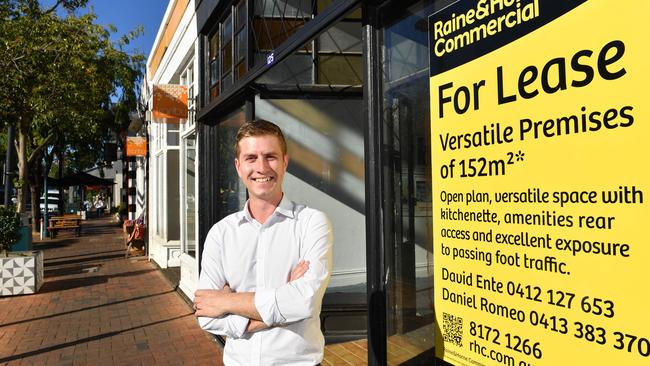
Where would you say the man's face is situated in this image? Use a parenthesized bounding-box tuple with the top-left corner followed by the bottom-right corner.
(235, 134, 288, 203)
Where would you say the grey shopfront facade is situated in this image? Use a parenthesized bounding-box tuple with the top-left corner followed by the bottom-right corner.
(193, 0, 444, 364)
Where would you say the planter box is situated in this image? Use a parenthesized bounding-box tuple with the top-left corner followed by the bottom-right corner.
(0, 251, 44, 296)
(12, 226, 33, 252)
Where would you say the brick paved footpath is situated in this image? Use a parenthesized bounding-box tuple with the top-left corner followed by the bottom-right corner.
(0, 216, 222, 366)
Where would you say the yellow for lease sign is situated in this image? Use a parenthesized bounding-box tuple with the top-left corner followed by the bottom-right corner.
(429, 1, 649, 365)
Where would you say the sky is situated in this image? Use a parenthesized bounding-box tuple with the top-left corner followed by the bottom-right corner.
(43, 0, 170, 59)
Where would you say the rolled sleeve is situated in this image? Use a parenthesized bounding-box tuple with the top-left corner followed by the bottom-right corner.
(197, 226, 250, 339)
(254, 288, 285, 326)
(198, 314, 249, 338)
(257, 210, 333, 324)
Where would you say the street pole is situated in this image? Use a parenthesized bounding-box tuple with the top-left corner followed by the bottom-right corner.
(4, 124, 15, 206)
(43, 158, 49, 237)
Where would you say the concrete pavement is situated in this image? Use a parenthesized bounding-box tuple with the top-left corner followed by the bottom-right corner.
(0, 216, 222, 366)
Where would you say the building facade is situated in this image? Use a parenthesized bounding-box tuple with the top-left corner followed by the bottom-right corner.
(145, 0, 201, 302)
(144, 1, 650, 365)
(148, 0, 438, 364)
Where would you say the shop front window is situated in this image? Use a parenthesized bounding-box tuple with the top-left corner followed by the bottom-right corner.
(234, 0, 247, 81)
(156, 153, 164, 237)
(379, 0, 441, 363)
(183, 133, 197, 257)
(209, 29, 221, 100)
(180, 62, 195, 129)
(255, 95, 367, 341)
(207, 0, 248, 103)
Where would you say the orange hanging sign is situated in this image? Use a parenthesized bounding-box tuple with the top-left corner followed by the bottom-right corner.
(152, 84, 188, 123)
(126, 136, 147, 157)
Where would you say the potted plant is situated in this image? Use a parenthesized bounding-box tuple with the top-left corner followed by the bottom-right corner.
(114, 202, 128, 225)
(0, 206, 43, 296)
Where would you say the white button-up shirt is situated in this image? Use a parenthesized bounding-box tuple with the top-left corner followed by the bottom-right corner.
(198, 196, 333, 366)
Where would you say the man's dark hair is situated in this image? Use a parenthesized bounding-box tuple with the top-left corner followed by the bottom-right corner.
(235, 119, 287, 157)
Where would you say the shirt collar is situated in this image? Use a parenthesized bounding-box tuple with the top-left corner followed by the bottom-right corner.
(237, 194, 295, 225)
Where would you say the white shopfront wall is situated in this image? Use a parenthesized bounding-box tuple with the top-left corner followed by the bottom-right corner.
(146, 0, 200, 299)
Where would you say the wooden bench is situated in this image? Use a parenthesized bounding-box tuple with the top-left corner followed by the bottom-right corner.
(48, 216, 82, 239)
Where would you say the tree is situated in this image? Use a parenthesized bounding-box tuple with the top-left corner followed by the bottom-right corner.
(0, 0, 144, 229)
(0, 205, 21, 255)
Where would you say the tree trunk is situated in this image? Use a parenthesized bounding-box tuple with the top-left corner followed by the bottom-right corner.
(16, 117, 29, 214)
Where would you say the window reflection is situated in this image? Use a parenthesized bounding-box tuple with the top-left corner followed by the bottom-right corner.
(255, 96, 367, 339)
(381, 1, 439, 364)
(207, 0, 248, 102)
(217, 108, 247, 219)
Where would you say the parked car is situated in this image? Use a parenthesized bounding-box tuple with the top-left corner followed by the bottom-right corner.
(40, 189, 60, 216)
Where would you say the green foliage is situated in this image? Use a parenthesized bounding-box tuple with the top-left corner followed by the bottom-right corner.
(13, 178, 25, 189)
(118, 202, 127, 216)
(110, 202, 126, 215)
(0, 206, 21, 252)
(0, 0, 145, 212)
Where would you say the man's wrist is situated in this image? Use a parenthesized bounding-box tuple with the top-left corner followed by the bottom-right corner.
(222, 292, 236, 315)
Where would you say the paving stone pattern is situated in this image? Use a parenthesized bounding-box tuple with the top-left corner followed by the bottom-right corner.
(0, 217, 222, 366)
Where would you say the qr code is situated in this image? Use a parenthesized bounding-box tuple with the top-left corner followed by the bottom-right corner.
(442, 312, 463, 347)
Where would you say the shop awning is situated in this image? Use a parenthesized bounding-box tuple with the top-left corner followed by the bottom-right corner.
(50, 172, 115, 188)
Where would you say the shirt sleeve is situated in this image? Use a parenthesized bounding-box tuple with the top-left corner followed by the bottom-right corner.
(197, 226, 250, 339)
(255, 210, 333, 326)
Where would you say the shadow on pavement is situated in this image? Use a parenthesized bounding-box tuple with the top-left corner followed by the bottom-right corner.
(0, 290, 175, 329)
(44, 252, 126, 269)
(45, 249, 126, 262)
(0, 313, 194, 364)
(39, 268, 158, 293)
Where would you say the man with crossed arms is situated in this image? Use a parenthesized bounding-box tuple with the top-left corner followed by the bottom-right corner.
(194, 119, 333, 365)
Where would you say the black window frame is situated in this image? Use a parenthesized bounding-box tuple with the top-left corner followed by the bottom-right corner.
(205, 0, 250, 104)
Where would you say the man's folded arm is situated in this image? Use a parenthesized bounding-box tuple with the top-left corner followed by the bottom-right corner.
(196, 228, 250, 339)
(254, 211, 333, 326)
(196, 212, 333, 330)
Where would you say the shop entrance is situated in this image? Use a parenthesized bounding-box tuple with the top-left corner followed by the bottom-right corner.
(374, 0, 450, 363)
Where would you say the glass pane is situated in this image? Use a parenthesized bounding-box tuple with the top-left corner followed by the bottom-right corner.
(216, 108, 247, 220)
(167, 130, 179, 146)
(318, 22, 362, 53)
(252, 18, 308, 52)
(235, 61, 246, 81)
(222, 71, 233, 91)
(317, 54, 362, 85)
(167, 150, 180, 241)
(236, 0, 247, 30)
(222, 41, 232, 75)
(210, 58, 220, 86)
(235, 29, 247, 64)
(222, 14, 233, 45)
(210, 83, 220, 100)
(385, 5, 431, 84)
(188, 85, 195, 125)
(210, 31, 219, 60)
(255, 96, 367, 340)
(183, 134, 197, 257)
(156, 155, 164, 236)
(381, 1, 437, 364)
(256, 53, 313, 84)
(255, 0, 313, 18)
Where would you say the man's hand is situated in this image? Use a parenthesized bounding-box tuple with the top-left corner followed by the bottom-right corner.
(289, 259, 310, 282)
(194, 285, 233, 318)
